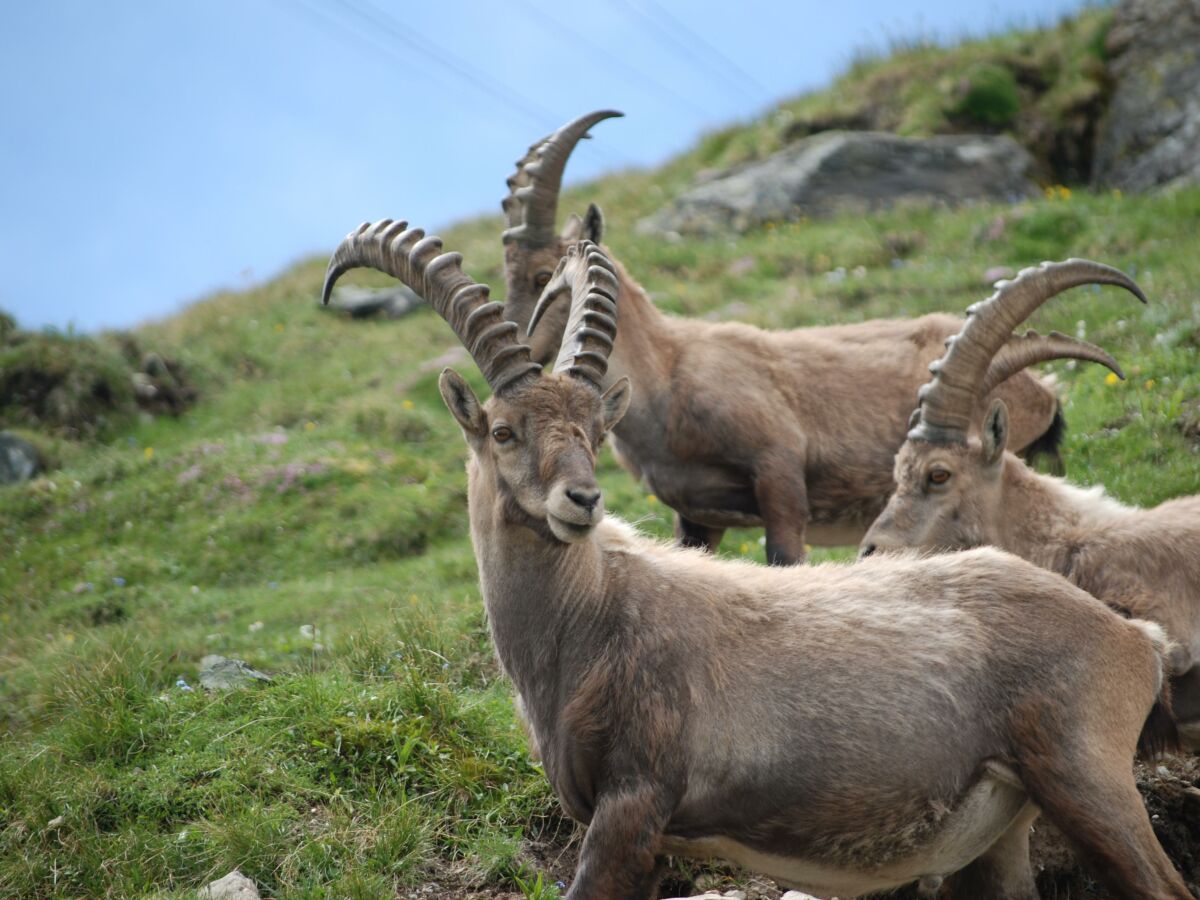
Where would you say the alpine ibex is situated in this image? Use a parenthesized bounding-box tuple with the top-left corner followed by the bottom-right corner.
(859, 260, 1200, 744)
(499, 111, 1076, 565)
(322, 226, 1188, 900)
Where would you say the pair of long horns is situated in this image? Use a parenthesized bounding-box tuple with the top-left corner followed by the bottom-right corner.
(502, 110, 623, 248)
(909, 259, 1148, 445)
(321, 222, 617, 394)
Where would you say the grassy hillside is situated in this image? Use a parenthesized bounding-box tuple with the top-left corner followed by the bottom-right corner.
(3, 15, 1200, 899)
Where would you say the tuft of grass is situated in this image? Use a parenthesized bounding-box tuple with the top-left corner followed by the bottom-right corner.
(951, 62, 1021, 127)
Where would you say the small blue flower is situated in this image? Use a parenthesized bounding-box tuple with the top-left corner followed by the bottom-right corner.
(555, 881, 567, 891)
(175, 678, 193, 692)
(112, 576, 126, 587)
(267, 581, 279, 589)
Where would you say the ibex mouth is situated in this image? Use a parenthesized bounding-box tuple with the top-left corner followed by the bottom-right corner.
(547, 513, 598, 543)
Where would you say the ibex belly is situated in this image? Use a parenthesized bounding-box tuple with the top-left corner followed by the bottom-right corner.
(660, 767, 1031, 897)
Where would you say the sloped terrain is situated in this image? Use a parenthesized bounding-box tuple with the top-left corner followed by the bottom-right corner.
(3, 11, 1200, 898)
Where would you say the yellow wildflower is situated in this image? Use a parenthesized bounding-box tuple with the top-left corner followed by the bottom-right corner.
(402, 399, 415, 410)
(1105, 372, 1120, 386)
(305, 421, 316, 431)
(646, 494, 657, 505)
(1144, 379, 1157, 390)
(740, 543, 750, 554)
(144, 447, 155, 460)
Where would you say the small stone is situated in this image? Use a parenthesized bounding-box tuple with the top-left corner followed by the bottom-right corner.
(198, 869, 261, 899)
(198, 655, 272, 691)
(0, 432, 41, 485)
(782, 892, 825, 900)
(45, 815, 65, 829)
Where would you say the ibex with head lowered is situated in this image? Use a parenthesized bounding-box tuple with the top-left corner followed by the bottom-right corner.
(322, 226, 1187, 900)
(496, 111, 1083, 565)
(860, 261, 1200, 745)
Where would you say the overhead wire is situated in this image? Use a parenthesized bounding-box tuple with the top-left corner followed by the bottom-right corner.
(635, 0, 770, 100)
(509, 0, 711, 119)
(610, 0, 768, 105)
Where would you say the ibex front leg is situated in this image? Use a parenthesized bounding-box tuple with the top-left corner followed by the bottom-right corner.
(567, 785, 669, 900)
(675, 514, 725, 554)
(754, 451, 809, 566)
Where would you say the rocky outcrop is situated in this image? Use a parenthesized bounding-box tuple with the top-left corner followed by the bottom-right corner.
(637, 131, 1037, 237)
(324, 284, 423, 320)
(1092, 0, 1200, 191)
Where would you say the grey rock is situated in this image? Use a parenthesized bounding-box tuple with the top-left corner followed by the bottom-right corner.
(780, 892, 823, 900)
(198, 655, 272, 691)
(0, 432, 40, 484)
(637, 131, 1037, 237)
(1093, 0, 1200, 191)
(325, 284, 424, 319)
(198, 869, 260, 899)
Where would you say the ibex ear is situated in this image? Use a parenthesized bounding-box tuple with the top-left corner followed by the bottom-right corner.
(601, 376, 632, 431)
(560, 213, 584, 242)
(981, 399, 1009, 467)
(438, 368, 486, 439)
(583, 203, 604, 243)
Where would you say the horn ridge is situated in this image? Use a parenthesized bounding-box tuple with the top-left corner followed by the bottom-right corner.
(501, 110, 624, 247)
(552, 241, 621, 388)
(320, 217, 540, 393)
(909, 258, 1146, 444)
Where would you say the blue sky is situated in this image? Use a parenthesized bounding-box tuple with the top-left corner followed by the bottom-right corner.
(1, 0, 1091, 332)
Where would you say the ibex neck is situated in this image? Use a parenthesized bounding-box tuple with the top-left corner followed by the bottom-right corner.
(997, 458, 1133, 575)
(602, 252, 675, 391)
(465, 462, 612, 724)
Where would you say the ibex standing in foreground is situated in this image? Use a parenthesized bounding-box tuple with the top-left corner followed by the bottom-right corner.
(499, 111, 1077, 564)
(860, 260, 1200, 744)
(322, 225, 1188, 899)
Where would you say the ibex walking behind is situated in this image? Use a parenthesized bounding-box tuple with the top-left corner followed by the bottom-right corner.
(860, 260, 1200, 745)
(498, 111, 1077, 564)
(322, 225, 1187, 900)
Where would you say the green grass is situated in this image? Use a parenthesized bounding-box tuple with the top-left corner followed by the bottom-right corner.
(4, 14, 1200, 898)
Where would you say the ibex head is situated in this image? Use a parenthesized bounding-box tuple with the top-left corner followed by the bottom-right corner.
(501, 110, 622, 364)
(860, 260, 1147, 558)
(322, 225, 629, 544)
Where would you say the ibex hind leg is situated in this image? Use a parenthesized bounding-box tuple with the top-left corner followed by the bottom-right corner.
(943, 805, 1040, 900)
(674, 515, 725, 554)
(1011, 699, 1190, 899)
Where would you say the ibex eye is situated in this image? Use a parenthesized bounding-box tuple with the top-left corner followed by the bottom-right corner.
(929, 468, 951, 486)
(492, 426, 513, 443)
(534, 271, 552, 289)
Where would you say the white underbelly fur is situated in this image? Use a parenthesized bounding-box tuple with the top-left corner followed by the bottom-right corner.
(660, 767, 1033, 898)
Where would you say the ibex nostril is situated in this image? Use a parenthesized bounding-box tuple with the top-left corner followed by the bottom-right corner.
(860, 544, 877, 558)
(567, 487, 601, 511)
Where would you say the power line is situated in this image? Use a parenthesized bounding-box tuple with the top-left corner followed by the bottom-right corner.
(509, 0, 710, 119)
(327, 0, 563, 131)
(636, 0, 770, 100)
(277, 0, 631, 170)
(611, 0, 767, 105)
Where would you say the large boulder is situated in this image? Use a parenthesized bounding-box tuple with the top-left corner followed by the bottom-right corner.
(637, 131, 1037, 237)
(0, 432, 40, 485)
(1092, 0, 1200, 191)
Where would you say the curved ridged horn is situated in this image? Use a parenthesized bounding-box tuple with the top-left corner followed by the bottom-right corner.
(909, 258, 1147, 445)
(501, 110, 623, 248)
(322, 219, 542, 394)
(548, 241, 619, 389)
(980, 330, 1125, 397)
